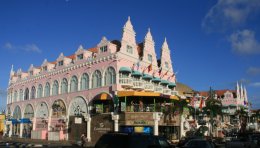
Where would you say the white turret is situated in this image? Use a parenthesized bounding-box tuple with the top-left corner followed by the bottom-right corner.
(142, 28, 158, 72)
(244, 86, 248, 106)
(240, 83, 244, 101)
(160, 37, 174, 79)
(120, 16, 138, 58)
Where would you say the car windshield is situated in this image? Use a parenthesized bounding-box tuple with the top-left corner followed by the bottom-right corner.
(95, 134, 128, 148)
(186, 140, 212, 148)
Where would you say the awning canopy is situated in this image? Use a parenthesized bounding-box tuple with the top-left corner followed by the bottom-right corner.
(118, 91, 161, 97)
(142, 74, 153, 79)
(9, 119, 20, 124)
(160, 80, 169, 85)
(131, 70, 142, 76)
(20, 118, 31, 123)
(151, 77, 161, 82)
(119, 67, 132, 73)
(94, 93, 112, 101)
(168, 82, 176, 87)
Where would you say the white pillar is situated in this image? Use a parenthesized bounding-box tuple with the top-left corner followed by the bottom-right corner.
(20, 123, 24, 138)
(153, 112, 161, 136)
(9, 124, 13, 137)
(111, 112, 119, 132)
(32, 117, 36, 130)
(180, 114, 185, 138)
(84, 113, 91, 142)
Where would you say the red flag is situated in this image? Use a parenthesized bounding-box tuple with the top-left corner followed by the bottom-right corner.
(158, 67, 162, 76)
(131, 63, 135, 71)
(199, 98, 204, 110)
(148, 64, 152, 72)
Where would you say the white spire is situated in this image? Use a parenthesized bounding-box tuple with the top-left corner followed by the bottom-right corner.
(145, 28, 154, 42)
(244, 86, 248, 104)
(123, 16, 134, 32)
(10, 64, 14, 76)
(236, 81, 240, 100)
(78, 45, 84, 50)
(162, 37, 169, 50)
(240, 83, 244, 101)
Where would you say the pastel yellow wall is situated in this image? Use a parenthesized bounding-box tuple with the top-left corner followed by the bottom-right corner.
(0, 114, 5, 133)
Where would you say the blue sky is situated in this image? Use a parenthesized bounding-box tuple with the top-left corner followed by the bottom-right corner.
(0, 0, 260, 110)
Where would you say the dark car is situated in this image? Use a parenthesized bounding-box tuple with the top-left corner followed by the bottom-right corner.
(95, 132, 174, 148)
(183, 139, 215, 148)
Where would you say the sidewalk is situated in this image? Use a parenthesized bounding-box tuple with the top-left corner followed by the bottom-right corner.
(0, 136, 95, 147)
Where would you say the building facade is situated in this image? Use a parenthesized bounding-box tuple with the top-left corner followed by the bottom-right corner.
(6, 17, 179, 143)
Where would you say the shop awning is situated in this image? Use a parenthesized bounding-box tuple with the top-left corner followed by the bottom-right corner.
(168, 82, 176, 87)
(170, 95, 179, 100)
(93, 92, 112, 101)
(118, 91, 161, 97)
(151, 77, 161, 82)
(9, 119, 20, 124)
(20, 118, 31, 123)
(131, 70, 142, 76)
(119, 67, 132, 73)
(142, 74, 153, 79)
(160, 80, 169, 85)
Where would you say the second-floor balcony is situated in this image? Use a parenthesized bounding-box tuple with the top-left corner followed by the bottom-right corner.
(171, 91, 178, 96)
(144, 83, 154, 92)
(154, 86, 163, 93)
(132, 80, 144, 90)
(163, 88, 171, 95)
(119, 77, 133, 88)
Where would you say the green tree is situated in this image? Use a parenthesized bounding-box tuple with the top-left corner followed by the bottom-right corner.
(203, 88, 222, 138)
(235, 107, 247, 133)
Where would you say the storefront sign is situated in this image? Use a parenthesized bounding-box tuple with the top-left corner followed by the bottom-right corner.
(94, 122, 111, 132)
(75, 117, 82, 124)
(133, 120, 147, 125)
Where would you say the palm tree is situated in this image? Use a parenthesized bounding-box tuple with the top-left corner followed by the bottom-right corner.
(203, 88, 222, 138)
(175, 98, 189, 138)
(235, 107, 247, 133)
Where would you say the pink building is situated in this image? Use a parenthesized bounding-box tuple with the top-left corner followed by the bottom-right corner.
(6, 17, 179, 143)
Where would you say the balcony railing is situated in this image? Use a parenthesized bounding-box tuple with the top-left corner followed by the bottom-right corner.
(119, 78, 133, 88)
(154, 86, 163, 93)
(163, 88, 171, 95)
(132, 80, 144, 90)
(144, 83, 154, 92)
(171, 90, 178, 96)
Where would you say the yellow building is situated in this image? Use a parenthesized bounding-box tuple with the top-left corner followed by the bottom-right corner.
(0, 114, 5, 134)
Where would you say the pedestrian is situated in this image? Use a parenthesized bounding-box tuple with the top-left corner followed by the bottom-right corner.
(81, 134, 87, 147)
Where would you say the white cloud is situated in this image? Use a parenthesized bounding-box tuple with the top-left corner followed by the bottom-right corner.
(247, 67, 260, 75)
(202, 0, 260, 32)
(250, 82, 260, 87)
(3, 42, 42, 53)
(229, 29, 260, 55)
(23, 44, 42, 53)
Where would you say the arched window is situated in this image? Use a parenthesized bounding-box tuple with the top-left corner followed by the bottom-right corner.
(31, 86, 36, 99)
(24, 88, 29, 100)
(70, 76, 78, 92)
(52, 80, 59, 95)
(61, 78, 68, 94)
(81, 73, 89, 90)
(92, 70, 102, 88)
(14, 91, 17, 102)
(19, 89, 23, 101)
(37, 84, 43, 98)
(105, 67, 116, 85)
(44, 82, 50, 97)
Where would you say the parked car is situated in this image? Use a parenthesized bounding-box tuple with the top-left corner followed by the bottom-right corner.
(182, 139, 215, 148)
(95, 132, 174, 148)
(225, 133, 260, 148)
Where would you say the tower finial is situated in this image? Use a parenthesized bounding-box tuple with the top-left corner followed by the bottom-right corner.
(128, 16, 131, 21)
(164, 37, 167, 43)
